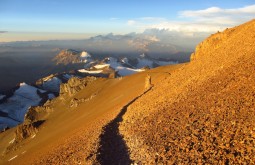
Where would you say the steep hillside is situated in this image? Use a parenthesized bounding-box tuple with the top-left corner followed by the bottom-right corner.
(120, 19, 255, 163)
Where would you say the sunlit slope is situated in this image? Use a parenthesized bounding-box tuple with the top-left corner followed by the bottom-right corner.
(0, 63, 182, 164)
(120, 19, 255, 163)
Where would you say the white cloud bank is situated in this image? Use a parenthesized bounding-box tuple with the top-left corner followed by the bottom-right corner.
(127, 5, 255, 34)
(180, 5, 255, 18)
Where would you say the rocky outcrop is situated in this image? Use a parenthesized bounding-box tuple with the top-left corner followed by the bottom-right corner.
(144, 74, 152, 90)
(14, 121, 43, 142)
(25, 105, 53, 124)
(5, 120, 45, 154)
(53, 49, 82, 65)
(70, 93, 98, 108)
(60, 76, 97, 99)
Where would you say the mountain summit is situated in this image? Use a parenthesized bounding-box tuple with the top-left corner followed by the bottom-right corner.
(0, 19, 255, 164)
(53, 49, 92, 65)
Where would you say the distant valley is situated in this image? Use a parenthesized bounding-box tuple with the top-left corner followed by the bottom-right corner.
(0, 48, 178, 131)
(0, 30, 196, 92)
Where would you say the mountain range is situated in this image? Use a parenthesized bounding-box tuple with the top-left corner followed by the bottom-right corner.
(0, 29, 195, 92)
(0, 50, 177, 132)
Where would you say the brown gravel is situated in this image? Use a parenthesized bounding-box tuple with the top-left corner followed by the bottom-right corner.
(120, 19, 255, 164)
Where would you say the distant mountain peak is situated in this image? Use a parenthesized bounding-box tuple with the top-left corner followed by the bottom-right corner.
(53, 49, 92, 65)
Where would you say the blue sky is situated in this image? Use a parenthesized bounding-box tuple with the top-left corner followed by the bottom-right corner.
(0, 0, 254, 41)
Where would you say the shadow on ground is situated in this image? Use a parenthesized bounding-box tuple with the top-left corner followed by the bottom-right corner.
(96, 88, 152, 165)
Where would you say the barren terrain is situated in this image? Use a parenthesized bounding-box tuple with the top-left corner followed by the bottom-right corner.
(0, 19, 255, 164)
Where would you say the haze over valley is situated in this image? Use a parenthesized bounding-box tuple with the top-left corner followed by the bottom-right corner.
(0, 29, 203, 92)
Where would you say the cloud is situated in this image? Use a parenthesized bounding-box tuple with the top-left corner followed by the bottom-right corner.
(178, 5, 255, 26)
(139, 17, 166, 21)
(149, 22, 224, 33)
(127, 4, 255, 35)
(180, 5, 255, 18)
(127, 20, 137, 26)
(0, 31, 7, 37)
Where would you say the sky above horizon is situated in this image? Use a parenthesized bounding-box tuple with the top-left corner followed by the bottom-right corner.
(0, 0, 254, 42)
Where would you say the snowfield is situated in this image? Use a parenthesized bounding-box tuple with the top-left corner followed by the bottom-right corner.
(78, 69, 103, 74)
(156, 60, 178, 66)
(80, 51, 91, 58)
(63, 74, 73, 80)
(115, 66, 144, 76)
(0, 95, 5, 100)
(0, 83, 44, 131)
(94, 64, 110, 69)
(106, 57, 144, 76)
(80, 51, 92, 63)
(136, 58, 154, 68)
(42, 77, 62, 93)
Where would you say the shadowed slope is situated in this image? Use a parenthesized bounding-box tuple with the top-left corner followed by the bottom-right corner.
(96, 88, 151, 164)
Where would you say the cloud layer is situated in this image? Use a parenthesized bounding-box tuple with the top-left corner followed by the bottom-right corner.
(127, 5, 255, 35)
(180, 5, 255, 18)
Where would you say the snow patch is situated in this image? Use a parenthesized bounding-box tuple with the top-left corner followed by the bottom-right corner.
(8, 155, 18, 161)
(80, 51, 91, 58)
(105, 57, 144, 76)
(116, 67, 144, 76)
(78, 69, 103, 74)
(0, 95, 5, 100)
(156, 60, 178, 66)
(94, 64, 110, 69)
(0, 83, 43, 131)
(121, 57, 129, 64)
(140, 53, 146, 58)
(80, 51, 92, 63)
(48, 93, 55, 100)
(63, 74, 73, 80)
(0, 123, 8, 131)
(42, 77, 62, 93)
(17, 83, 44, 99)
(9, 138, 15, 144)
(136, 58, 154, 68)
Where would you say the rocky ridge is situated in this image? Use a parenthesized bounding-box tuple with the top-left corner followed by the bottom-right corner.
(53, 49, 87, 65)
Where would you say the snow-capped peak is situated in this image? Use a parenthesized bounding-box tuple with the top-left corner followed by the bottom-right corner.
(80, 51, 92, 64)
(80, 51, 91, 58)
(121, 57, 129, 64)
(139, 53, 146, 58)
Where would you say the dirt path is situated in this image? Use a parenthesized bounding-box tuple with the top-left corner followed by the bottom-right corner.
(96, 88, 152, 165)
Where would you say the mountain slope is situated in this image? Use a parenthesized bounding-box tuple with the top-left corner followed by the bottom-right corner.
(120, 19, 255, 164)
(0, 19, 255, 164)
(0, 64, 182, 164)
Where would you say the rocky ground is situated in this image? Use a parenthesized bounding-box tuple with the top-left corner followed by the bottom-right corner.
(120, 19, 255, 164)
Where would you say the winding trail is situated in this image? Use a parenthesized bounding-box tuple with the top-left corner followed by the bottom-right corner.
(96, 88, 152, 165)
